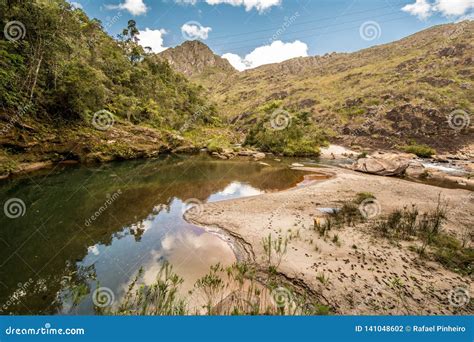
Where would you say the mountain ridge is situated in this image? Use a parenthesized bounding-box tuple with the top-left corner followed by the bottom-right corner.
(176, 21, 473, 153)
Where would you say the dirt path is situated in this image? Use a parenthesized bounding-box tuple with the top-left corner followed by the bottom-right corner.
(187, 166, 473, 314)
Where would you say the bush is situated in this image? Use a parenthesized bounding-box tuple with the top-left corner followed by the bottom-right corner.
(244, 108, 328, 156)
(402, 143, 435, 158)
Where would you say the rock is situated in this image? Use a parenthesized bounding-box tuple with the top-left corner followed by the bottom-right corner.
(237, 150, 254, 157)
(253, 152, 266, 160)
(320, 145, 356, 159)
(405, 162, 427, 178)
(171, 145, 200, 154)
(464, 162, 474, 173)
(15, 161, 54, 173)
(432, 155, 449, 163)
(258, 162, 270, 166)
(292, 163, 304, 167)
(428, 169, 474, 189)
(350, 154, 410, 176)
(211, 152, 228, 160)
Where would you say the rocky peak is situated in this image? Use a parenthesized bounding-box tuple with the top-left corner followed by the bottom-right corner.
(158, 40, 236, 77)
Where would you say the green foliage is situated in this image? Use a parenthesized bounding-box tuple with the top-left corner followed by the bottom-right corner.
(113, 263, 186, 315)
(377, 205, 419, 240)
(431, 234, 473, 276)
(0, 0, 216, 130)
(113, 261, 332, 315)
(262, 234, 288, 270)
(355, 192, 375, 204)
(244, 107, 328, 156)
(402, 143, 436, 158)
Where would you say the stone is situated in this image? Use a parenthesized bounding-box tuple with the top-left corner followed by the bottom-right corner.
(350, 154, 410, 176)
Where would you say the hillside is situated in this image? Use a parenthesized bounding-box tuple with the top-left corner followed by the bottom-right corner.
(0, 0, 230, 176)
(189, 21, 474, 154)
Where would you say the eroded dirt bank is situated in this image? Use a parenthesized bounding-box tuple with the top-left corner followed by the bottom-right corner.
(187, 167, 473, 314)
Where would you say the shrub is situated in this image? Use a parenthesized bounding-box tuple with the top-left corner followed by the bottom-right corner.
(402, 143, 435, 158)
(244, 108, 328, 156)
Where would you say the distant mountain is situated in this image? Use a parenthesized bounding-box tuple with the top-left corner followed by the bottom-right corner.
(158, 40, 236, 78)
(190, 21, 474, 152)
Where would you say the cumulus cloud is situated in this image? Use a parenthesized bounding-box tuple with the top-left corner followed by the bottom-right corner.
(434, 0, 474, 16)
(175, 0, 281, 12)
(138, 28, 168, 53)
(222, 40, 308, 71)
(402, 0, 432, 19)
(181, 22, 212, 40)
(402, 0, 474, 20)
(107, 0, 148, 16)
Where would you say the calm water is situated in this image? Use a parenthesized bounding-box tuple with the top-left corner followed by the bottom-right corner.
(0, 154, 311, 314)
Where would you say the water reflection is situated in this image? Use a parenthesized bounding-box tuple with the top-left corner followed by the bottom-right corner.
(0, 154, 310, 314)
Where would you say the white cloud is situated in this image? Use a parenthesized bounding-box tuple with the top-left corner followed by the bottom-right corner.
(434, 0, 474, 16)
(222, 53, 250, 71)
(175, 0, 281, 12)
(402, 0, 432, 20)
(181, 22, 212, 40)
(107, 0, 148, 16)
(222, 40, 308, 71)
(138, 28, 168, 53)
(402, 0, 474, 19)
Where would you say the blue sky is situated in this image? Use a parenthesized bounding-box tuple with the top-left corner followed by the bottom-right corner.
(69, 0, 473, 70)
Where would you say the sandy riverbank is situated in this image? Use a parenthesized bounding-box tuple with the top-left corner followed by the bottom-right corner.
(187, 166, 473, 315)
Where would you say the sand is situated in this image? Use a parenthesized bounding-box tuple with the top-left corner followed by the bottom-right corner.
(187, 166, 473, 315)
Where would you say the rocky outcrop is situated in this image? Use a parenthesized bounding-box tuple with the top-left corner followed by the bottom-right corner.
(158, 40, 236, 77)
(349, 153, 411, 176)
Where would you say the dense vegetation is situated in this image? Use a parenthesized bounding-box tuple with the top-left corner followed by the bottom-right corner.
(244, 101, 329, 156)
(0, 0, 218, 127)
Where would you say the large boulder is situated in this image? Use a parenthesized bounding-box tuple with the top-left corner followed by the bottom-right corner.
(350, 154, 410, 176)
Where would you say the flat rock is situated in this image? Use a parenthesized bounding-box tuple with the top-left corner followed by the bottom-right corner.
(350, 154, 409, 176)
